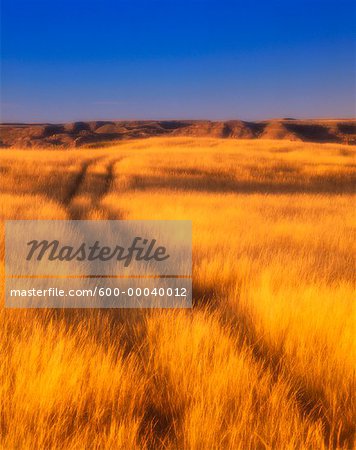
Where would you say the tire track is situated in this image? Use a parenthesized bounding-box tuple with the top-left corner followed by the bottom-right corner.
(92, 158, 126, 219)
(66, 157, 122, 220)
(64, 158, 101, 206)
(194, 286, 353, 448)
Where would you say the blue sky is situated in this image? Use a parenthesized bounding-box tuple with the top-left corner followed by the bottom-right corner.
(1, 0, 355, 122)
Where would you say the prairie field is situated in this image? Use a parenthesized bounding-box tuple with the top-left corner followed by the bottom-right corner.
(0, 137, 355, 449)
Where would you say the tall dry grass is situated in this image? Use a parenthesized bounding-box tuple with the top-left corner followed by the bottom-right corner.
(0, 138, 355, 449)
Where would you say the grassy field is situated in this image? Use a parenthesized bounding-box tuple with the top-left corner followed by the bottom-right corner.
(0, 137, 355, 449)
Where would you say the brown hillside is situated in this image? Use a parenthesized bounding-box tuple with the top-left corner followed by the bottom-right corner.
(0, 118, 355, 148)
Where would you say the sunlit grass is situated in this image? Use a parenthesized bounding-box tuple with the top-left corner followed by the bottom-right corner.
(0, 137, 355, 449)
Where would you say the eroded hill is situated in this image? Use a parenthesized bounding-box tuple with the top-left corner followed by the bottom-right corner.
(1, 118, 355, 148)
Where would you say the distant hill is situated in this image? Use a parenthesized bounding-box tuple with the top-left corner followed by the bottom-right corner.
(1, 118, 355, 148)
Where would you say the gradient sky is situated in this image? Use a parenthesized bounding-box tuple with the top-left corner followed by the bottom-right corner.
(1, 0, 355, 122)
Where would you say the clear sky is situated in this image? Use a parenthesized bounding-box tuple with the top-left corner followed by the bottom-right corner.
(1, 0, 355, 122)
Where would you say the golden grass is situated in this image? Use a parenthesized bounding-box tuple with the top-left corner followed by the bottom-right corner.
(0, 137, 355, 449)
